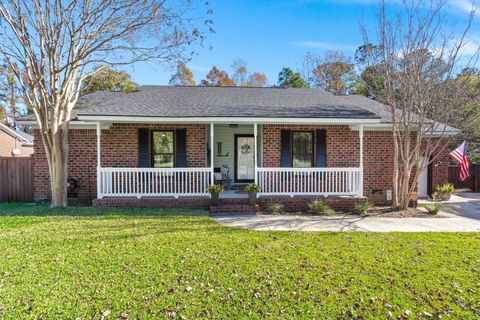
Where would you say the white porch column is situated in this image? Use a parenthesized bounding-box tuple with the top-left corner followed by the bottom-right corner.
(96, 122, 103, 199)
(254, 123, 258, 184)
(359, 124, 364, 197)
(210, 123, 214, 186)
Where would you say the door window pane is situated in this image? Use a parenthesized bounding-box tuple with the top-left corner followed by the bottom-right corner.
(292, 132, 313, 168)
(153, 131, 174, 168)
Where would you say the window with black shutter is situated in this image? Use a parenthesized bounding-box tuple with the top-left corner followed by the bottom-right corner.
(280, 129, 326, 168)
(292, 131, 313, 168)
(152, 130, 175, 168)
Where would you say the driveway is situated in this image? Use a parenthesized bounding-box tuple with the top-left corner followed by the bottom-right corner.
(213, 193, 480, 232)
(441, 192, 480, 220)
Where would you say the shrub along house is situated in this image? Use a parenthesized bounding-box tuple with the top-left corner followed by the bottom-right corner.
(20, 86, 454, 210)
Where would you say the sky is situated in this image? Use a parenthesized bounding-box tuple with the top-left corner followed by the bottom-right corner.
(125, 0, 480, 86)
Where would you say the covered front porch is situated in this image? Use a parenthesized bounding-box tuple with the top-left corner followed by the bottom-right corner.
(94, 120, 366, 200)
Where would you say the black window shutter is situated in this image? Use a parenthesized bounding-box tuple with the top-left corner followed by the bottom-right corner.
(316, 129, 327, 167)
(138, 128, 149, 168)
(175, 128, 187, 167)
(280, 130, 292, 167)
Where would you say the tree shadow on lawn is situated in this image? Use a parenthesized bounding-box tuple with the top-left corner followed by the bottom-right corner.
(0, 202, 209, 217)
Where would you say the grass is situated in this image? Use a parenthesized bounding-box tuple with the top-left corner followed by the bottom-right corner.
(0, 203, 479, 318)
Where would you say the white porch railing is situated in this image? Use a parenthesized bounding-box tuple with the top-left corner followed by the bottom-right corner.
(98, 167, 211, 199)
(256, 167, 362, 197)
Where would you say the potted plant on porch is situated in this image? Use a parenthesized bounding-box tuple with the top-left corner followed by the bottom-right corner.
(245, 183, 261, 206)
(208, 184, 224, 206)
(434, 183, 455, 201)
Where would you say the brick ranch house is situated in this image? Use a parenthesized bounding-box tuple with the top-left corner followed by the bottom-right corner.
(20, 86, 455, 210)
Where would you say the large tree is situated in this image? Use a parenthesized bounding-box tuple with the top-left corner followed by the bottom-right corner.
(81, 67, 137, 95)
(362, 0, 476, 209)
(169, 61, 196, 86)
(0, 0, 210, 207)
(352, 44, 388, 98)
(201, 61, 268, 87)
(303, 51, 355, 94)
(0, 64, 20, 126)
(246, 72, 268, 87)
(200, 66, 235, 86)
(451, 68, 480, 162)
(277, 68, 309, 88)
(231, 59, 268, 87)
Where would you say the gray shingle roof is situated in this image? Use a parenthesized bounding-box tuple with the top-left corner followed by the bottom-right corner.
(76, 86, 380, 119)
(16, 86, 459, 134)
(342, 94, 459, 133)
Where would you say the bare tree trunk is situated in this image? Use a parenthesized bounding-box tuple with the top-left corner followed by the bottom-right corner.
(392, 132, 400, 208)
(400, 162, 411, 210)
(48, 131, 68, 207)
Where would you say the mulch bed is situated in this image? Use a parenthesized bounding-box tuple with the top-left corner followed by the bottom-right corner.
(260, 206, 440, 218)
(363, 206, 440, 218)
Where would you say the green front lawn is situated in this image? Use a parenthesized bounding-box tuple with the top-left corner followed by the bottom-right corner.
(0, 203, 479, 319)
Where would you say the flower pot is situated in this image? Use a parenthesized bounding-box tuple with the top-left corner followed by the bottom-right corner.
(441, 192, 451, 201)
(248, 192, 257, 206)
(211, 193, 220, 206)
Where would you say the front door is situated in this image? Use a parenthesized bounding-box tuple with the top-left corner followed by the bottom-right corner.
(235, 135, 255, 182)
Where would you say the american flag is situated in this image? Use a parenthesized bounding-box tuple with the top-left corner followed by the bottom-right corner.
(449, 141, 469, 181)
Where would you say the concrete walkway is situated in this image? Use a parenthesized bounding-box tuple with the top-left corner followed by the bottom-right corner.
(213, 193, 480, 232)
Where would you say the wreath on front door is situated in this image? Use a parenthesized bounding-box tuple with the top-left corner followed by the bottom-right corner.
(241, 143, 251, 154)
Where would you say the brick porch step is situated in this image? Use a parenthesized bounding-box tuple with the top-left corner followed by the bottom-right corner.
(209, 204, 260, 214)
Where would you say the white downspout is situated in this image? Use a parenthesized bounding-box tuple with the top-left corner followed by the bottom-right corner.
(254, 123, 258, 184)
(96, 122, 103, 199)
(210, 123, 214, 190)
(359, 124, 364, 197)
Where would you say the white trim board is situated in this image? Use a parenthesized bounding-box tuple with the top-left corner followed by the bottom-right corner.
(349, 124, 459, 136)
(76, 115, 382, 125)
(17, 120, 112, 130)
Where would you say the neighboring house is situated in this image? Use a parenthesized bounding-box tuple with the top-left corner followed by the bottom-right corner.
(0, 123, 34, 158)
(19, 86, 454, 208)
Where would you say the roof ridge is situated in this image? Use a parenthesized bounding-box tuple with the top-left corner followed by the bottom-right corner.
(137, 85, 325, 90)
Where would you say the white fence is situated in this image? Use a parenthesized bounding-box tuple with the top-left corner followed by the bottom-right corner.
(98, 167, 211, 199)
(256, 167, 362, 197)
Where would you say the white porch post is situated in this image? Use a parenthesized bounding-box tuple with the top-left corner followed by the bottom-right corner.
(359, 124, 364, 197)
(254, 123, 258, 184)
(210, 123, 214, 186)
(96, 122, 103, 199)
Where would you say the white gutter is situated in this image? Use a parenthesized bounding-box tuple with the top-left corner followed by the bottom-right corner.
(349, 124, 459, 136)
(76, 115, 382, 125)
(16, 120, 112, 129)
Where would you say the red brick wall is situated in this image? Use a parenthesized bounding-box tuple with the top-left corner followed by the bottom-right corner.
(262, 125, 359, 167)
(33, 122, 450, 206)
(429, 139, 450, 189)
(363, 131, 395, 203)
(261, 125, 450, 204)
(33, 124, 206, 204)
